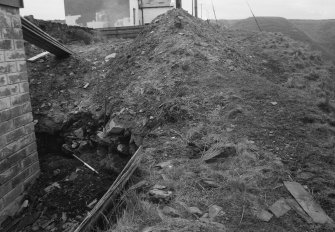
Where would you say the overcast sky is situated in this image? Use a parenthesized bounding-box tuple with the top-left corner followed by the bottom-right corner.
(20, 0, 335, 20)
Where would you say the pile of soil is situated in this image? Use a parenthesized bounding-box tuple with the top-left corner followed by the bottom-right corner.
(5, 9, 335, 232)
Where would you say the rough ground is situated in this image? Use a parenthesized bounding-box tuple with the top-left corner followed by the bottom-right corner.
(5, 9, 335, 232)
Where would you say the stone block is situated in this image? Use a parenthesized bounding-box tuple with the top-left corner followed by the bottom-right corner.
(13, 112, 33, 128)
(0, 97, 10, 110)
(16, 61, 26, 72)
(6, 127, 26, 144)
(0, 75, 7, 86)
(0, 11, 11, 28)
(0, 61, 16, 74)
(0, 84, 19, 98)
(7, 72, 27, 84)
(0, 40, 13, 50)
(2, 28, 22, 40)
(0, 119, 13, 136)
(5, 50, 25, 61)
(14, 40, 23, 50)
(18, 82, 29, 93)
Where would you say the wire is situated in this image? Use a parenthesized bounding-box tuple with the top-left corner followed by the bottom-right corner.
(245, 0, 262, 32)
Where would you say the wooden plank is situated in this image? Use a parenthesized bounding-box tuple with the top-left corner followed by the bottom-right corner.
(75, 146, 144, 232)
(284, 181, 334, 225)
(27, 52, 50, 62)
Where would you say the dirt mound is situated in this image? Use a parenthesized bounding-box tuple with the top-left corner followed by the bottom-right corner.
(16, 9, 335, 232)
(97, 9, 335, 231)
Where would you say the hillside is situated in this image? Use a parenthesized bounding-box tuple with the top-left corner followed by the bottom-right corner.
(218, 17, 335, 62)
(291, 19, 335, 60)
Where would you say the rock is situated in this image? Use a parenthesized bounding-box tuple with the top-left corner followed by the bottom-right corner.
(202, 143, 237, 163)
(162, 206, 180, 217)
(227, 107, 243, 119)
(66, 172, 78, 181)
(117, 144, 129, 155)
(78, 141, 90, 153)
(73, 128, 84, 139)
(270, 102, 278, 106)
(188, 207, 203, 216)
(87, 199, 98, 209)
(269, 198, 291, 218)
(105, 53, 117, 62)
(256, 209, 273, 222)
(105, 119, 125, 135)
(44, 182, 61, 193)
(152, 184, 167, 190)
(201, 179, 221, 188)
(149, 188, 173, 202)
(155, 160, 173, 169)
(297, 172, 315, 180)
(209, 205, 223, 220)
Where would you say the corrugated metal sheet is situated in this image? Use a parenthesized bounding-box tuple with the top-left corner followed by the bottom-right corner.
(21, 17, 74, 58)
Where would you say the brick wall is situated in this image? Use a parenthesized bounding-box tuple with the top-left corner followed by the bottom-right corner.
(0, 4, 39, 224)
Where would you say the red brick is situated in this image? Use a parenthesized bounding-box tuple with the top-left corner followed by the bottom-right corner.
(20, 102, 32, 114)
(0, 148, 27, 173)
(0, 62, 16, 74)
(5, 50, 25, 61)
(25, 142, 37, 155)
(1, 134, 35, 159)
(0, 135, 6, 147)
(0, 39, 13, 50)
(7, 72, 27, 84)
(0, 181, 11, 199)
(11, 168, 30, 188)
(0, 84, 19, 97)
(13, 112, 33, 128)
(6, 127, 26, 144)
(0, 97, 10, 110)
(16, 61, 26, 72)
(23, 169, 39, 191)
(22, 153, 39, 170)
(2, 184, 23, 209)
(0, 164, 20, 185)
(24, 122, 35, 135)
(0, 119, 13, 136)
(18, 82, 29, 93)
(0, 108, 11, 122)
(11, 93, 30, 106)
(14, 40, 23, 50)
(0, 75, 7, 86)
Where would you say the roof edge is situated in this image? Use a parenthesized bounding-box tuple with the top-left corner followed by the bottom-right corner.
(0, 0, 24, 8)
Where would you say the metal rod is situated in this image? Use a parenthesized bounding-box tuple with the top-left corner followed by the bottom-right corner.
(73, 154, 99, 175)
(245, 0, 262, 32)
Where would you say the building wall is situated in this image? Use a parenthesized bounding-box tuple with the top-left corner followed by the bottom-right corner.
(0, 4, 39, 224)
(140, 7, 173, 25)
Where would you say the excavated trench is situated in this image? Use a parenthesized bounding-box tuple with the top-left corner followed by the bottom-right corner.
(4, 112, 141, 231)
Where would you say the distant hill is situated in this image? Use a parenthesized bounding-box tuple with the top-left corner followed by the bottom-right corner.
(291, 19, 335, 61)
(217, 17, 335, 62)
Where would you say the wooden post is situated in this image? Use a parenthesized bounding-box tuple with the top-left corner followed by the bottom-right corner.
(194, 0, 198, 18)
(176, 0, 182, 9)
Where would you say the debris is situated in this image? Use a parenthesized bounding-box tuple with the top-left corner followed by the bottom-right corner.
(75, 146, 144, 232)
(208, 205, 223, 220)
(155, 160, 173, 169)
(66, 172, 78, 181)
(149, 186, 173, 202)
(202, 143, 237, 163)
(161, 206, 180, 217)
(286, 198, 313, 224)
(105, 53, 117, 62)
(62, 212, 67, 222)
(201, 179, 221, 188)
(83, 83, 90, 89)
(271, 102, 278, 106)
(73, 128, 84, 139)
(87, 199, 98, 209)
(152, 184, 167, 190)
(105, 119, 125, 135)
(73, 154, 99, 175)
(284, 181, 334, 224)
(268, 198, 291, 218)
(256, 209, 273, 222)
(28, 51, 50, 62)
(188, 207, 203, 216)
(21, 200, 29, 209)
(44, 182, 61, 193)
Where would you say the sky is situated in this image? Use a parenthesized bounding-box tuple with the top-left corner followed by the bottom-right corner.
(20, 0, 335, 20)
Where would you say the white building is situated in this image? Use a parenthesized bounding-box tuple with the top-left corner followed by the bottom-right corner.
(64, 0, 177, 28)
